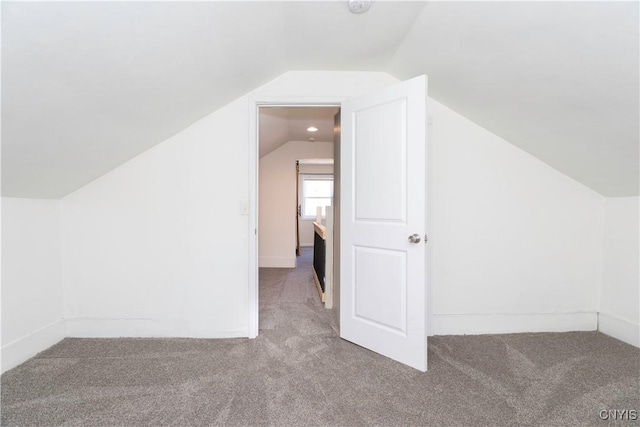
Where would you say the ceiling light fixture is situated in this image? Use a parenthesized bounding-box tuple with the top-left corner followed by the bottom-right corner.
(308, 137, 315, 142)
(348, 0, 372, 14)
(307, 126, 319, 132)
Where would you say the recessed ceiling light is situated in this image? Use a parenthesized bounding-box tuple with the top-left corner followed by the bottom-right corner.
(307, 126, 319, 132)
(308, 137, 315, 142)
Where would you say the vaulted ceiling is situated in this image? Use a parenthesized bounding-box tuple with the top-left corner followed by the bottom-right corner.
(2, 1, 638, 198)
(259, 107, 339, 159)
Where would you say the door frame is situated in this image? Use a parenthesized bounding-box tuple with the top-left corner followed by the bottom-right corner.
(248, 96, 342, 338)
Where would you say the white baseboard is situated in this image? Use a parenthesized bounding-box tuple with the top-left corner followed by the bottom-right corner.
(66, 318, 247, 339)
(300, 243, 314, 248)
(432, 312, 597, 336)
(1, 319, 66, 374)
(598, 312, 639, 347)
(259, 256, 296, 268)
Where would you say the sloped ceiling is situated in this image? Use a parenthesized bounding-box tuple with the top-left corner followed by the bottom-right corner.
(388, 1, 639, 197)
(2, 1, 638, 198)
(259, 107, 339, 159)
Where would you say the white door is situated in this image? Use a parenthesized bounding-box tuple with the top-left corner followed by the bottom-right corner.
(340, 75, 427, 371)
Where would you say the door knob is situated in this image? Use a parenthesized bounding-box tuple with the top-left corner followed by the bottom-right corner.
(408, 234, 421, 244)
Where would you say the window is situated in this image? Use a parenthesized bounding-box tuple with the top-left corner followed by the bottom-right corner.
(301, 174, 334, 220)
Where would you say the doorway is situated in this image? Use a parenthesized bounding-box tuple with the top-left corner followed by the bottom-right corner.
(249, 76, 429, 371)
(254, 105, 341, 336)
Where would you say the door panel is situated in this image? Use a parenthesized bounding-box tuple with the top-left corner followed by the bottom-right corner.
(340, 75, 427, 371)
(354, 99, 407, 222)
(354, 246, 407, 334)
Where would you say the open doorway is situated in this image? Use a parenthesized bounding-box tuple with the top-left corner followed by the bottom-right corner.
(249, 76, 428, 371)
(256, 106, 341, 335)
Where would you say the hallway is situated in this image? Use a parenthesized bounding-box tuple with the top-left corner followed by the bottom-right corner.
(259, 248, 338, 339)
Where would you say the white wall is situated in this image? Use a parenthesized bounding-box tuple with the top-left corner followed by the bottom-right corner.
(1, 198, 65, 373)
(429, 100, 605, 335)
(50, 70, 615, 341)
(61, 71, 397, 338)
(599, 196, 639, 346)
(259, 141, 333, 268)
(62, 97, 250, 338)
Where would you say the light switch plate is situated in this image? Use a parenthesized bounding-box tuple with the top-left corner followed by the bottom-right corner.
(239, 200, 249, 215)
